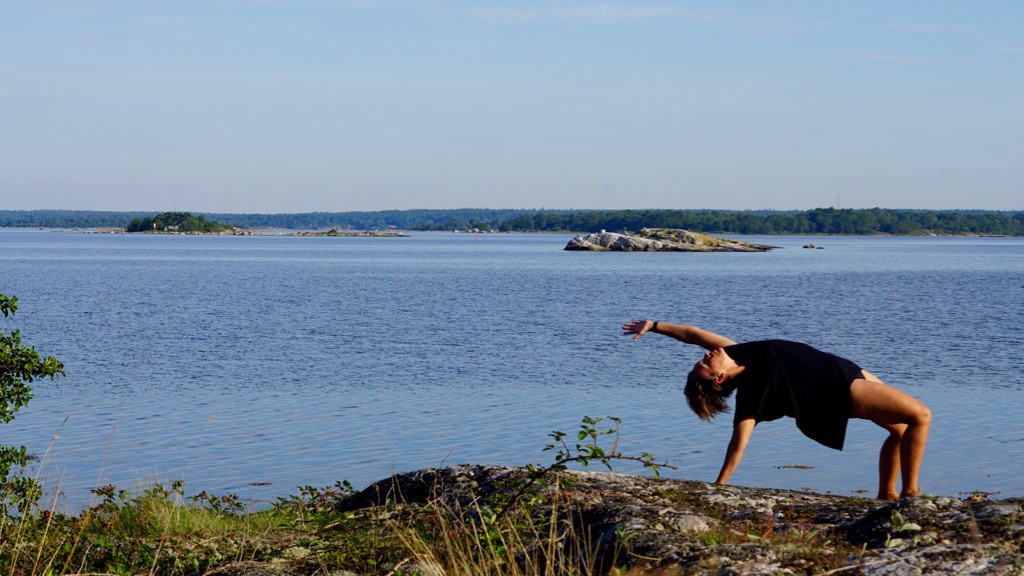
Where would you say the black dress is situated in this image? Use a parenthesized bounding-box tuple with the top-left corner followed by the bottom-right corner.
(724, 340, 864, 450)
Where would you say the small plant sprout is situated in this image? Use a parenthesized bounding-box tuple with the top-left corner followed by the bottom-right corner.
(544, 416, 674, 477)
(884, 509, 924, 549)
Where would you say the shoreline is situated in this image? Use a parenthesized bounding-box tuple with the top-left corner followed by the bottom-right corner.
(14, 465, 1021, 575)
(5, 226, 1022, 239)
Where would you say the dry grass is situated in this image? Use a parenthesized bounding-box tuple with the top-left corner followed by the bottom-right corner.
(0, 481, 301, 576)
(385, 483, 635, 576)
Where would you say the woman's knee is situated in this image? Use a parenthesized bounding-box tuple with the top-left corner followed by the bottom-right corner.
(911, 403, 932, 427)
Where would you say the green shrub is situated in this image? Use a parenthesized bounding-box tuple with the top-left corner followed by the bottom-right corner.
(1, 294, 65, 516)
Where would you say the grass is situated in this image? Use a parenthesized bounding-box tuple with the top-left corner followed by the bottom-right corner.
(386, 485, 615, 576)
(0, 471, 665, 576)
(1, 479, 301, 575)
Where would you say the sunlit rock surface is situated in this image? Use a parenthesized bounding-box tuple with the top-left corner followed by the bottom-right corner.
(564, 228, 779, 252)
(208, 465, 1023, 574)
(342, 465, 1024, 575)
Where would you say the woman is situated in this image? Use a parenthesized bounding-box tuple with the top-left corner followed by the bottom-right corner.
(622, 319, 931, 500)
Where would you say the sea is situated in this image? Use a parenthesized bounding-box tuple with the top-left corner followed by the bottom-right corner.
(1, 229, 1022, 509)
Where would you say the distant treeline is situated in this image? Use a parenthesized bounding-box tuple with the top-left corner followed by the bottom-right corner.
(0, 209, 541, 231)
(2, 208, 1022, 236)
(471, 208, 1024, 236)
(207, 209, 539, 231)
(0, 210, 158, 229)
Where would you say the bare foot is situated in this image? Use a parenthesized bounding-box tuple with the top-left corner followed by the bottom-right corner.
(900, 488, 921, 499)
(878, 491, 899, 501)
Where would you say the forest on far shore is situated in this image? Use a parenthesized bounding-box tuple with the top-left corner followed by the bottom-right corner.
(2, 208, 1022, 236)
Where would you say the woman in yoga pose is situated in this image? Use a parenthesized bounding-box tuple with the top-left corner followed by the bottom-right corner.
(623, 320, 931, 500)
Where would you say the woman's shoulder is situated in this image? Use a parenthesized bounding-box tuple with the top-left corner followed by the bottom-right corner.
(725, 340, 774, 364)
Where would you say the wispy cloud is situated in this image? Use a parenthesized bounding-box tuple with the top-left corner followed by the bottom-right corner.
(217, 0, 839, 31)
(0, 34, 97, 47)
(465, 2, 858, 35)
(468, 3, 715, 25)
(0, 33, 184, 48)
(840, 51, 935, 64)
(884, 22, 960, 33)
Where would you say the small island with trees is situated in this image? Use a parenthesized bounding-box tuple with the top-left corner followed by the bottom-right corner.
(122, 213, 409, 237)
(125, 211, 237, 234)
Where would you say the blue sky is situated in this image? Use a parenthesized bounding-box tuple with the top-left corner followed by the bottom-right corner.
(3, 1, 1021, 212)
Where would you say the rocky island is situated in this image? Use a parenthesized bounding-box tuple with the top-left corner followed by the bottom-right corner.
(279, 228, 409, 237)
(565, 228, 779, 252)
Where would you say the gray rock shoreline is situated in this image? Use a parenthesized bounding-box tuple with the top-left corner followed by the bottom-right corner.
(204, 465, 1022, 575)
(339, 465, 1022, 575)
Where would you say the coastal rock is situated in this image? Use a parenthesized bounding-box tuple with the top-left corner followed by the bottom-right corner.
(339, 465, 1024, 575)
(282, 229, 409, 237)
(564, 228, 778, 252)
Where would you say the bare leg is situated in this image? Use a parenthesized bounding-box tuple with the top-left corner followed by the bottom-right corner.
(849, 371, 931, 499)
(857, 370, 902, 499)
(877, 424, 906, 500)
(898, 416, 930, 498)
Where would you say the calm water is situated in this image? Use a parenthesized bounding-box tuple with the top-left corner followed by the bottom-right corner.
(1, 230, 1022, 508)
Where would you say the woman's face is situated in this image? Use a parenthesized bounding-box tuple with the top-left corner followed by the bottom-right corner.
(692, 347, 728, 381)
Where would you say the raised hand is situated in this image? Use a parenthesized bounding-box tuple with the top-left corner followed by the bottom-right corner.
(622, 319, 654, 342)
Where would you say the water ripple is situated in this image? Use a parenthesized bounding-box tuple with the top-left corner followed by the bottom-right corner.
(2, 231, 1022, 506)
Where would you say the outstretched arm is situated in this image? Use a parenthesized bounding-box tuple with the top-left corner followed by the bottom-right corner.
(622, 320, 736, 350)
(715, 417, 756, 485)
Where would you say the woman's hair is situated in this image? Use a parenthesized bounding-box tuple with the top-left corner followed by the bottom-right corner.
(684, 369, 736, 421)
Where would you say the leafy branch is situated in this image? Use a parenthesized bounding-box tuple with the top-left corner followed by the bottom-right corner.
(543, 416, 673, 476)
(1, 294, 66, 515)
(494, 416, 676, 523)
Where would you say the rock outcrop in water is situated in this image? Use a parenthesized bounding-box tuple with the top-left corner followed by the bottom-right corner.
(281, 229, 409, 237)
(564, 228, 778, 252)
